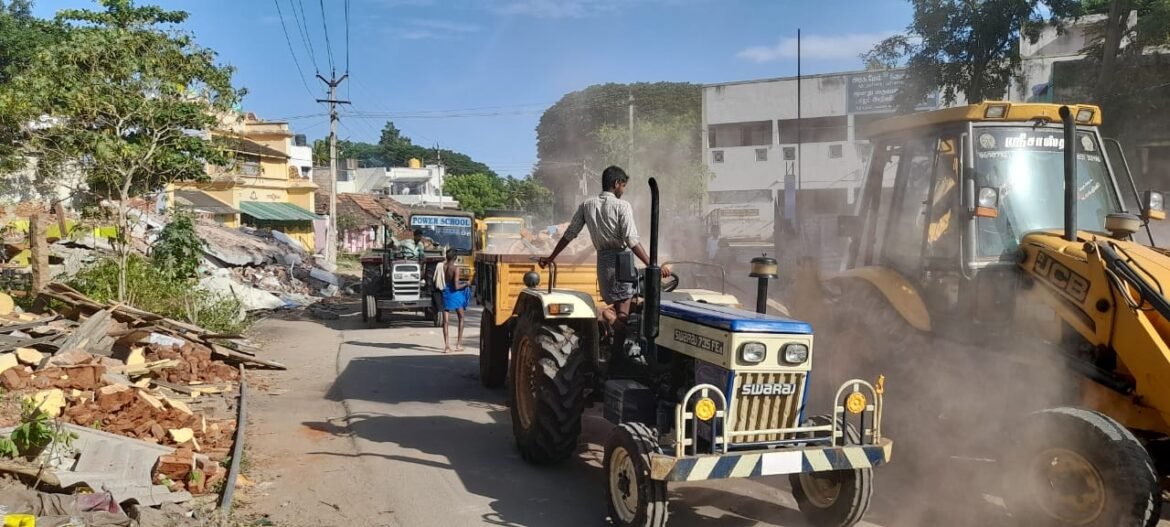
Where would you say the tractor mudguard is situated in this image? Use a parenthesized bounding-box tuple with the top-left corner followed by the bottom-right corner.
(827, 266, 932, 333)
(513, 289, 599, 321)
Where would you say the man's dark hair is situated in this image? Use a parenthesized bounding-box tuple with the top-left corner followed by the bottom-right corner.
(601, 165, 629, 191)
(413, 228, 423, 237)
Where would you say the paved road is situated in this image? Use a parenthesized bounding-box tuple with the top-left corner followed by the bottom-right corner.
(240, 304, 1170, 527)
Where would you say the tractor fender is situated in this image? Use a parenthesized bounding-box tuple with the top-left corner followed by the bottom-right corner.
(827, 266, 932, 333)
(513, 289, 601, 369)
(513, 289, 599, 321)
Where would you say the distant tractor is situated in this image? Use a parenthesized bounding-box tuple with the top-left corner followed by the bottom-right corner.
(479, 178, 894, 527)
(359, 225, 440, 327)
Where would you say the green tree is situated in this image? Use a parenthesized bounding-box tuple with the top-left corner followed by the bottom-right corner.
(590, 113, 711, 217)
(0, 0, 62, 175)
(503, 176, 554, 224)
(442, 173, 506, 216)
(1, 0, 242, 300)
(863, 0, 1080, 108)
(312, 120, 495, 177)
(533, 82, 701, 216)
(151, 209, 203, 280)
(311, 138, 387, 167)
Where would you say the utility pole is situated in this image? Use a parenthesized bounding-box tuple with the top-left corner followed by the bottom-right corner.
(628, 90, 635, 171)
(316, 72, 350, 266)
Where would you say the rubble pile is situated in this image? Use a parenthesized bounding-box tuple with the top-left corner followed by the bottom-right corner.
(0, 282, 280, 506)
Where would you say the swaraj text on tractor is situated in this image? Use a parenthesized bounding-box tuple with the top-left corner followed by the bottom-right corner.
(478, 178, 893, 527)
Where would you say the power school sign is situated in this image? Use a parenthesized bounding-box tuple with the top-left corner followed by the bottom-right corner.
(411, 215, 472, 228)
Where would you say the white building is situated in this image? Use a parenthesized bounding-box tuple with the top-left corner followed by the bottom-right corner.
(288, 134, 313, 180)
(702, 69, 940, 215)
(317, 158, 458, 209)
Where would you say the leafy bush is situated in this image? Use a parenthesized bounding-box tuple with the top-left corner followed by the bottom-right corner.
(0, 398, 78, 459)
(152, 210, 204, 279)
(69, 254, 247, 334)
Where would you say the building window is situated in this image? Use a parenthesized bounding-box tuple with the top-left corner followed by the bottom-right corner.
(778, 116, 848, 143)
(783, 147, 796, 161)
(755, 148, 768, 162)
(709, 121, 773, 148)
(829, 145, 843, 159)
(712, 150, 724, 163)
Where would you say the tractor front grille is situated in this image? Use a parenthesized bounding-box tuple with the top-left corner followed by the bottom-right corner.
(729, 372, 805, 444)
(391, 263, 422, 300)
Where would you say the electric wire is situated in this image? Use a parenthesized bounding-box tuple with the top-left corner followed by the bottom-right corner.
(272, 0, 316, 97)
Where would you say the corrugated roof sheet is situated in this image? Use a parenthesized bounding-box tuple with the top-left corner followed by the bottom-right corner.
(239, 201, 320, 221)
(174, 191, 238, 215)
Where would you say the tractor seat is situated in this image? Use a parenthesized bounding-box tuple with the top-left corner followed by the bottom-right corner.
(660, 301, 813, 335)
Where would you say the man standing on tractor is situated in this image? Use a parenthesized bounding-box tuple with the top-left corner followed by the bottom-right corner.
(540, 165, 671, 347)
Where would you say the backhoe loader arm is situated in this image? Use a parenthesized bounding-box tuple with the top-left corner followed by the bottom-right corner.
(1019, 233, 1170, 432)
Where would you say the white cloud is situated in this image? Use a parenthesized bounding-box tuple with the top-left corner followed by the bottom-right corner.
(737, 32, 899, 63)
(404, 18, 481, 33)
(388, 18, 482, 40)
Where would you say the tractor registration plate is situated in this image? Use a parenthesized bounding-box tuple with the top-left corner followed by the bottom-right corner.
(740, 383, 797, 396)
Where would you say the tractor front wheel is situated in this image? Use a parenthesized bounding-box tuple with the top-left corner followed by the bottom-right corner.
(604, 422, 668, 527)
(362, 295, 376, 326)
(788, 415, 873, 527)
(1003, 407, 1160, 527)
(508, 310, 589, 465)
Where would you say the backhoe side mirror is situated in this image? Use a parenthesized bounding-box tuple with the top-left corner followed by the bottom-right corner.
(1142, 190, 1165, 221)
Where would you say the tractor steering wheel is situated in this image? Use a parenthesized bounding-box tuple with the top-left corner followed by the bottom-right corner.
(638, 268, 680, 293)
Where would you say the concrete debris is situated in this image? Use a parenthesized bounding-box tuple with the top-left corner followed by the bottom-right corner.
(199, 272, 284, 312)
(0, 282, 266, 512)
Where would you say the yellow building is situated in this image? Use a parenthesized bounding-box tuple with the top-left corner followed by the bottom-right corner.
(170, 113, 320, 251)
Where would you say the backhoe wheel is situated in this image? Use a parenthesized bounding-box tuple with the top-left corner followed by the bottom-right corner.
(1003, 408, 1160, 527)
(788, 415, 873, 527)
(508, 310, 589, 465)
(479, 312, 508, 388)
(604, 422, 668, 527)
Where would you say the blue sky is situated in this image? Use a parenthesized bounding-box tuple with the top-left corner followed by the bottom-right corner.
(32, 0, 913, 176)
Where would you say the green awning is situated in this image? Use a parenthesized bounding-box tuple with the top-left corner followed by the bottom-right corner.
(239, 201, 320, 221)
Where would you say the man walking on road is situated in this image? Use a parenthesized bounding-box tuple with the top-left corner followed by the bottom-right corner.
(540, 165, 670, 343)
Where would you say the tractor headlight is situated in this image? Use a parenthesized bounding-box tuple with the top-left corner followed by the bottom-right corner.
(393, 273, 405, 280)
(739, 342, 766, 364)
(694, 398, 717, 422)
(782, 343, 809, 365)
(547, 303, 574, 315)
(1075, 108, 1095, 124)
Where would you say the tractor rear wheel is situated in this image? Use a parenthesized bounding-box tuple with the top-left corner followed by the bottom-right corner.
(788, 415, 873, 527)
(479, 311, 508, 388)
(1003, 407, 1160, 527)
(508, 310, 589, 465)
(604, 422, 668, 527)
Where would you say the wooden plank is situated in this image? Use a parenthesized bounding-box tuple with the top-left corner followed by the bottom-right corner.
(209, 343, 285, 370)
(0, 316, 62, 334)
(56, 309, 113, 355)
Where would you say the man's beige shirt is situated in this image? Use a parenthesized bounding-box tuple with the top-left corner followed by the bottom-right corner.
(563, 191, 639, 251)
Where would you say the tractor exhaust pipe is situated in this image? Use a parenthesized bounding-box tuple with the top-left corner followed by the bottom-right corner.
(643, 178, 662, 354)
(1060, 106, 1077, 242)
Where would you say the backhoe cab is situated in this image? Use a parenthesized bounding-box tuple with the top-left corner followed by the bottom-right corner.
(827, 102, 1170, 526)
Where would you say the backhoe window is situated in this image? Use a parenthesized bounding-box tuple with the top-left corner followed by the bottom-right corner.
(973, 127, 1119, 259)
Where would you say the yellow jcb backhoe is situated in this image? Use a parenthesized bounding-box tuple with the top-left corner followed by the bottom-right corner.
(802, 102, 1170, 526)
